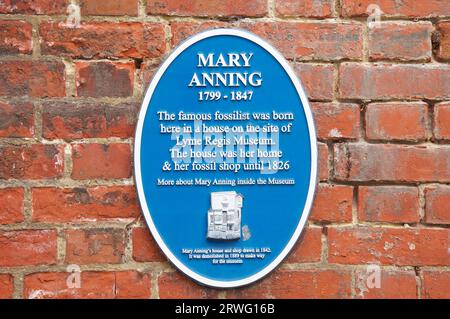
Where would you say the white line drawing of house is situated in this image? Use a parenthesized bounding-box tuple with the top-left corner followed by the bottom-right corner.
(207, 191, 243, 240)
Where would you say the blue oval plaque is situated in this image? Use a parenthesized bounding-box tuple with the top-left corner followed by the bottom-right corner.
(135, 29, 317, 288)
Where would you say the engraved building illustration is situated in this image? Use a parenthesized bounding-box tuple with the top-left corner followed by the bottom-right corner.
(207, 191, 243, 240)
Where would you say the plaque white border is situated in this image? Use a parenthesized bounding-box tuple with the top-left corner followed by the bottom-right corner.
(134, 28, 318, 288)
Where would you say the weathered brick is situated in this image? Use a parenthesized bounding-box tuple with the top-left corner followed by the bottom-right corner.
(170, 21, 228, 47)
(158, 272, 219, 298)
(424, 186, 450, 225)
(227, 269, 351, 298)
(65, 228, 125, 264)
(139, 61, 159, 87)
(0, 274, 14, 299)
(422, 271, 450, 299)
(312, 103, 360, 140)
(76, 61, 134, 98)
(339, 63, 450, 100)
(0, 20, 32, 54)
(358, 186, 419, 223)
(286, 227, 322, 263)
(365, 102, 429, 141)
(24, 272, 115, 299)
(0, 144, 64, 180)
(0, 188, 24, 225)
(0, 230, 57, 267)
(80, 0, 138, 16)
(40, 22, 165, 59)
(115, 271, 151, 299)
(328, 227, 449, 266)
(0, 0, 448, 300)
(436, 21, 450, 61)
(0, 61, 65, 97)
(355, 270, 417, 299)
(24, 270, 150, 299)
(42, 102, 137, 140)
(293, 63, 334, 101)
(333, 144, 450, 182)
(318, 142, 329, 181)
(32, 186, 140, 222)
(369, 22, 432, 61)
(147, 0, 267, 17)
(0, 0, 68, 14)
(244, 22, 363, 61)
(71, 144, 132, 180)
(275, 0, 333, 18)
(310, 185, 353, 223)
(132, 227, 166, 262)
(0, 102, 34, 138)
(341, 0, 450, 18)
(434, 102, 450, 140)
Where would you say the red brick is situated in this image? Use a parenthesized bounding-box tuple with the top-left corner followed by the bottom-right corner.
(310, 185, 353, 223)
(227, 269, 351, 298)
(436, 21, 450, 61)
(286, 227, 322, 263)
(65, 229, 125, 264)
(355, 270, 417, 299)
(115, 271, 151, 299)
(244, 22, 363, 61)
(132, 227, 166, 262)
(293, 64, 334, 101)
(365, 102, 429, 141)
(23, 271, 146, 299)
(0, 274, 14, 299)
(275, 0, 333, 18)
(328, 227, 449, 266)
(139, 61, 159, 87)
(42, 102, 137, 140)
(422, 271, 450, 299)
(312, 103, 360, 140)
(32, 186, 140, 222)
(341, 0, 450, 18)
(24, 272, 115, 299)
(424, 186, 450, 225)
(0, 102, 34, 138)
(76, 61, 134, 98)
(0, 20, 32, 54)
(369, 22, 432, 61)
(80, 0, 138, 16)
(0, 188, 24, 225)
(0, 0, 68, 14)
(40, 22, 165, 59)
(158, 272, 219, 299)
(0, 230, 57, 267)
(434, 102, 450, 140)
(0, 144, 64, 180)
(147, 0, 267, 17)
(358, 186, 419, 223)
(0, 61, 65, 97)
(339, 63, 450, 100)
(71, 144, 131, 180)
(170, 21, 228, 47)
(318, 143, 329, 181)
(333, 144, 450, 183)
(24, 270, 149, 299)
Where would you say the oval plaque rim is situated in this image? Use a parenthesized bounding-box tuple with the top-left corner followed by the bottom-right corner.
(134, 28, 318, 288)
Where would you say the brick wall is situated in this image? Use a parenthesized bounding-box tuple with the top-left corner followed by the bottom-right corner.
(0, 0, 449, 299)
